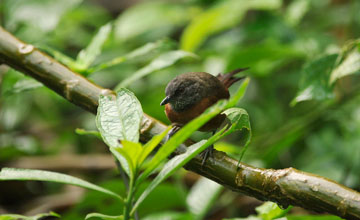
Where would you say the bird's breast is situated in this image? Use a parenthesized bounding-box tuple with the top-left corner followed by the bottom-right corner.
(165, 96, 226, 131)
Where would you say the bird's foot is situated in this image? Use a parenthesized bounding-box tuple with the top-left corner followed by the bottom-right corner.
(166, 126, 181, 158)
(165, 126, 181, 142)
(200, 145, 214, 166)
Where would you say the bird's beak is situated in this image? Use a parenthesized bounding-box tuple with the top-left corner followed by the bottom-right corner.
(160, 96, 170, 106)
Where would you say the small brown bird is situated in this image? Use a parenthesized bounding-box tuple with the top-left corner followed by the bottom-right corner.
(160, 68, 248, 164)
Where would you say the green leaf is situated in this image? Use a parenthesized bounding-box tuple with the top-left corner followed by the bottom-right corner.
(76, 23, 112, 72)
(5, 0, 82, 32)
(138, 126, 172, 166)
(120, 140, 143, 171)
(142, 212, 193, 220)
(186, 177, 223, 219)
(227, 41, 303, 76)
(75, 128, 102, 139)
(132, 125, 229, 214)
(223, 217, 261, 220)
(223, 107, 251, 146)
(285, 0, 310, 26)
(228, 77, 250, 106)
(39, 45, 78, 68)
(87, 40, 166, 73)
(136, 78, 249, 184)
(255, 202, 292, 220)
(114, 2, 190, 41)
(131, 139, 207, 214)
(330, 48, 360, 84)
(85, 213, 123, 220)
(136, 100, 228, 185)
(0, 212, 60, 220)
(132, 79, 251, 214)
(110, 146, 134, 180)
(96, 88, 143, 147)
(0, 168, 123, 201)
(116, 50, 197, 89)
(286, 215, 344, 220)
(180, 0, 282, 51)
(291, 54, 338, 106)
(5, 77, 43, 95)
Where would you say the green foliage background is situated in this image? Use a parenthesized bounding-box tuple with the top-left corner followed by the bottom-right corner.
(0, 0, 360, 219)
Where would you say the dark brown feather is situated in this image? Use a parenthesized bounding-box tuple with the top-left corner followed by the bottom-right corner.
(216, 68, 248, 88)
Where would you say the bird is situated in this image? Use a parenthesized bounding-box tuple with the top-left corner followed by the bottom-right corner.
(160, 68, 248, 165)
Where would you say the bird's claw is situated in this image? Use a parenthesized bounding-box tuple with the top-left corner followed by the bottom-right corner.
(166, 126, 181, 142)
(200, 145, 214, 166)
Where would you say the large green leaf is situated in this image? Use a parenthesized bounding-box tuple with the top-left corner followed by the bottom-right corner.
(0, 212, 59, 220)
(96, 88, 143, 147)
(116, 50, 197, 89)
(180, 0, 282, 51)
(291, 54, 338, 106)
(0, 168, 123, 201)
(75, 22, 112, 72)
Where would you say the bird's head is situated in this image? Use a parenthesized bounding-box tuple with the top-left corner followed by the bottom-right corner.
(160, 73, 205, 112)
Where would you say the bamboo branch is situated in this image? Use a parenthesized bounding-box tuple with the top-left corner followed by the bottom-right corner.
(0, 26, 359, 220)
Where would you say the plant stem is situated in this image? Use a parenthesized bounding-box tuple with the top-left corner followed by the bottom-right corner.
(124, 177, 135, 220)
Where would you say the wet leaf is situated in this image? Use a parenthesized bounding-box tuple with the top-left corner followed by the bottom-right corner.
(96, 88, 143, 147)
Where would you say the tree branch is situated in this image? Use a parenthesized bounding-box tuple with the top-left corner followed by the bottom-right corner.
(0, 26, 359, 220)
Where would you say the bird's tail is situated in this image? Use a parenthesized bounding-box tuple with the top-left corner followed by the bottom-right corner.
(217, 68, 249, 88)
